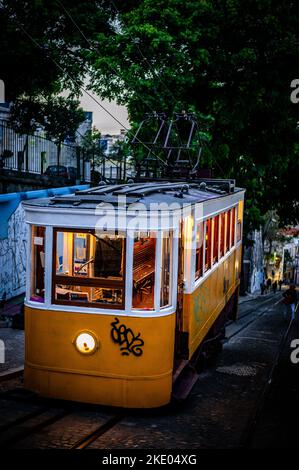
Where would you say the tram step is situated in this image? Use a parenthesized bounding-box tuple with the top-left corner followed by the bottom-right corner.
(172, 364, 199, 401)
(172, 359, 189, 383)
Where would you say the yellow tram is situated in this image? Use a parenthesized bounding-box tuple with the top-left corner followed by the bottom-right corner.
(23, 180, 244, 408)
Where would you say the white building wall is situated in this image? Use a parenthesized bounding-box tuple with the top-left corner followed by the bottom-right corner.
(249, 228, 264, 293)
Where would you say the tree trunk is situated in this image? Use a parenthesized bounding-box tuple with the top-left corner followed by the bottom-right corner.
(24, 135, 29, 172)
(57, 141, 61, 168)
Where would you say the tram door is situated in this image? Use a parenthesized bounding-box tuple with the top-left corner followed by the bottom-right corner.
(174, 220, 188, 359)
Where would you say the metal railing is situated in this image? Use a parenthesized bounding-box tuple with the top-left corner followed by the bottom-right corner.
(0, 120, 91, 181)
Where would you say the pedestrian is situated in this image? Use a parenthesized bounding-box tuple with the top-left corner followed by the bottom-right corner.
(282, 284, 298, 321)
(272, 280, 277, 294)
(266, 278, 272, 293)
(278, 279, 283, 291)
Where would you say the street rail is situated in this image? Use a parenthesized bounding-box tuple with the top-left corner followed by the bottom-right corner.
(0, 388, 124, 449)
(239, 317, 294, 447)
(70, 414, 124, 449)
(0, 294, 292, 449)
(226, 294, 280, 340)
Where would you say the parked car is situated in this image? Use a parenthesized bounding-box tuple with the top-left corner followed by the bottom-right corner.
(44, 165, 77, 181)
(67, 166, 77, 181)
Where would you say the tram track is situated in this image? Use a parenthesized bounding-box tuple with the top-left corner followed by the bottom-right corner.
(0, 408, 70, 449)
(0, 387, 125, 449)
(0, 293, 290, 449)
(0, 407, 124, 450)
(0, 405, 123, 449)
(70, 413, 124, 449)
(226, 294, 280, 341)
(239, 317, 294, 447)
(226, 294, 278, 327)
(0, 406, 51, 433)
(0, 389, 71, 448)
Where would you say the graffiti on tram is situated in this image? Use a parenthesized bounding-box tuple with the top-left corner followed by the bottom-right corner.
(110, 317, 145, 357)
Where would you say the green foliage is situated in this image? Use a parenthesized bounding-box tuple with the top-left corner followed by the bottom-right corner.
(2, 0, 299, 231)
(9, 95, 85, 145)
(110, 139, 131, 163)
(81, 127, 104, 165)
(9, 97, 44, 134)
(0, 0, 114, 100)
(87, 0, 299, 231)
(284, 249, 293, 263)
(42, 96, 85, 144)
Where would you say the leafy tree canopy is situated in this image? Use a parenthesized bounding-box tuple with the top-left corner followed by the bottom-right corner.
(81, 127, 105, 166)
(9, 96, 85, 144)
(86, 0, 299, 230)
(0, 0, 114, 100)
(2, 0, 299, 230)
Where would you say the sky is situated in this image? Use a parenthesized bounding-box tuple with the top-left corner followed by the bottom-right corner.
(79, 89, 129, 135)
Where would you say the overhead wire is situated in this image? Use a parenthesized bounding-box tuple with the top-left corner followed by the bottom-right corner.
(10, 3, 224, 177)
(55, 0, 173, 169)
(7, 9, 168, 169)
(109, 0, 180, 109)
(58, 0, 212, 175)
(108, 2, 226, 176)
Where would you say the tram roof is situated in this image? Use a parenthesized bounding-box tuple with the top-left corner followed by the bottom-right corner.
(23, 180, 244, 210)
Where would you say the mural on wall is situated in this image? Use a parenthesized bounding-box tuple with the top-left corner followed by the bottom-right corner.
(0, 203, 27, 299)
(0, 185, 89, 301)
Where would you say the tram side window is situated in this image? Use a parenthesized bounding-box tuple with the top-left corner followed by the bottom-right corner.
(213, 215, 219, 265)
(237, 221, 242, 242)
(30, 226, 46, 303)
(161, 231, 173, 308)
(237, 212, 242, 242)
(204, 219, 212, 272)
(53, 230, 125, 308)
(219, 212, 225, 258)
(195, 222, 204, 279)
(231, 207, 236, 248)
(237, 200, 243, 242)
(225, 210, 231, 253)
(132, 233, 156, 310)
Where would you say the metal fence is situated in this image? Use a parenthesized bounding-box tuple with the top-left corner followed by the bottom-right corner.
(0, 120, 90, 181)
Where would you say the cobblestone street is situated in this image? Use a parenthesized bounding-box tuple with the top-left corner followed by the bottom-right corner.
(0, 292, 298, 449)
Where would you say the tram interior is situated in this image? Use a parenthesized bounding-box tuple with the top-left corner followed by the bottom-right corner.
(132, 236, 156, 309)
(30, 227, 172, 311)
(52, 231, 158, 309)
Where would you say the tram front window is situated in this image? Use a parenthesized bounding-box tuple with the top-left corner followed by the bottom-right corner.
(132, 233, 156, 310)
(30, 225, 46, 303)
(53, 229, 125, 308)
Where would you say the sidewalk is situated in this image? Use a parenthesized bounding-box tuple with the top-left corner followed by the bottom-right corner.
(0, 327, 24, 373)
(238, 290, 278, 305)
(0, 293, 24, 327)
(0, 294, 25, 373)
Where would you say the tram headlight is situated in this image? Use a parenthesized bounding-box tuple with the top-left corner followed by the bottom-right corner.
(74, 331, 98, 355)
